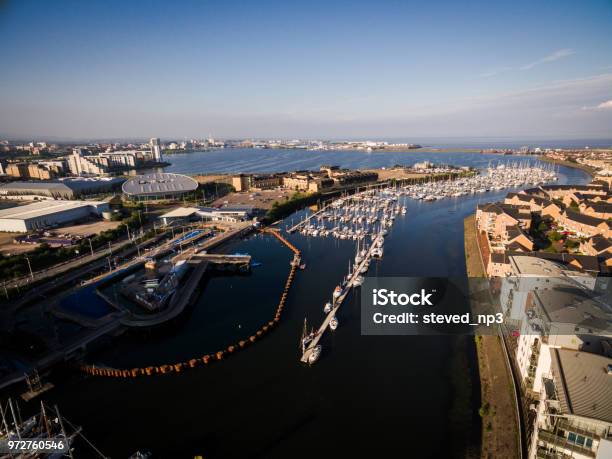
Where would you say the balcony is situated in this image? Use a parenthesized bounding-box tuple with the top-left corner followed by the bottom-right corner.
(538, 430, 596, 458)
(556, 419, 601, 441)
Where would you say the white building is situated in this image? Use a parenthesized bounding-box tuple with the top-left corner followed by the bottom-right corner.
(158, 206, 254, 226)
(502, 256, 610, 395)
(529, 349, 612, 459)
(150, 137, 163, 162)
(0, 200, 109, 232)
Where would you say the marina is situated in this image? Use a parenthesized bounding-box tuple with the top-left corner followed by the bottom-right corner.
(3, 155, 590, 458)
(298, 162, 556, 363)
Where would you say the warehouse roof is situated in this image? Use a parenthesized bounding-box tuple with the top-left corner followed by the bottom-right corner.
(122, 173, 198, 196)
(0, 200, 106, 220)
(0, 177, 124, 194)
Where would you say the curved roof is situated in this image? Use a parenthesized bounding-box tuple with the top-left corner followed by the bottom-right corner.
(122, 173, 198, 196)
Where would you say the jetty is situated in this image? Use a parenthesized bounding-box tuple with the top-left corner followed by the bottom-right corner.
(286, 204, 329, 233)
(301, 233, 381, 363)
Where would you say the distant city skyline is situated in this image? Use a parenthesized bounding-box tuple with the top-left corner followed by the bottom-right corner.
(1, 0, 611, 139)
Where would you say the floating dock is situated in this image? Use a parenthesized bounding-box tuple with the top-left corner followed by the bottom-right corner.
(301, 233, 382, 363)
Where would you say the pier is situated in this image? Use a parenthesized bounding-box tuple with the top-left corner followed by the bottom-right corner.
(286, 204, 329, 233)
(188, 253, 251, 272)
(301, 233, 381, 363)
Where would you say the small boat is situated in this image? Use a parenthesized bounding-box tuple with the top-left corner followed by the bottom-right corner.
(308, 345, 322, 364)
(333, 285, 342, 298)
(353, 275, 364, 286)
(323, 302, 333, 313)
(330, 316, 339, 331)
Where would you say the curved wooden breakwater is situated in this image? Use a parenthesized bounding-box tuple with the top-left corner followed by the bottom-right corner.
(79, 228, 301, 378)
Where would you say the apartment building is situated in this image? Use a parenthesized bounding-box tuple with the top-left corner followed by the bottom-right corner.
(232, 173, 283, 191)
(529, 349, 612, 459)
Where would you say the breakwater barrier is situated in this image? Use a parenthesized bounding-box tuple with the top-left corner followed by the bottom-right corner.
(79, 228, 301, 378)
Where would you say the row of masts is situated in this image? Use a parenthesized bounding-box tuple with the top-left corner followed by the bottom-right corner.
(299, 188, 397, 363)
(0, 398, 77, 458)
(297, 163, 557, 363)
(403, 163, 557, 201)
(293, 191, 406, 240)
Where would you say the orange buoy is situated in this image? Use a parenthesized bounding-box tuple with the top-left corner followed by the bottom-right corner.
(216, 351, 224, 360)
(249, 335, 257, 343)
(202, 355, 211, 364)
(188, 359, 199, 368)
(239, 340, 247, 348)
(256, 330, 263, 337)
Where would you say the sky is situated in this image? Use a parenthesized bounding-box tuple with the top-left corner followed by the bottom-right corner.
(0, 0, 611, 140)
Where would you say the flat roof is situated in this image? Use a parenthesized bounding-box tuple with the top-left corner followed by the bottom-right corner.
(0, 178, 124, 193)
(0, 200, 106, 220)
(551, 348, 612, 423)
(533, 287, 612, 332)
(510, 255, 575, 277)
(159, 207, 200, 218)
(122, 173, 198, 196)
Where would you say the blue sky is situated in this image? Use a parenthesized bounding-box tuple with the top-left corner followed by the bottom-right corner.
(1, 0, 611, 140)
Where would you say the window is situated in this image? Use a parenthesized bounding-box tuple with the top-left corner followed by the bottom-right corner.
(576, 435, 585, 446)
(568, 432, 577, 443)
(586, 438, 593, 448)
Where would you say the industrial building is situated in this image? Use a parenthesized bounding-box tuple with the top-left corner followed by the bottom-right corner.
(122, 172, 199, 201)
(0, 177, 125, 199)
(0, 200, 110, 233)
(159, 205, 254, 225)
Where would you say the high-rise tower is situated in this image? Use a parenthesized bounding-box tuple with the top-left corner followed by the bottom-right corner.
(150, 137, 162, 162)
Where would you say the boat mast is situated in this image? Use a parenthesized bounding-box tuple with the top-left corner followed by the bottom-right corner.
(55, 405, 75, 459)
(8, 399, 20, 440)
(0, 400, 10, 438)
(40, 401, 52, 438)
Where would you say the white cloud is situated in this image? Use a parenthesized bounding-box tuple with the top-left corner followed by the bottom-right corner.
(596, 100, 612, 109)
(520, 48, 575, 70)
(581, 99, 612, 111)
(479, 49, 575, 78)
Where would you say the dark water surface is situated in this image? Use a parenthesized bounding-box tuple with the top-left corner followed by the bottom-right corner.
(30, 154, 589, 458)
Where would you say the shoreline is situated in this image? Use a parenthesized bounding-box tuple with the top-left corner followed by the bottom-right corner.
(464, 214, 521, 458)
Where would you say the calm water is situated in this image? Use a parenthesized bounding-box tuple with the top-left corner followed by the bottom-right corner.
(22, 153, 590, 458)
(160, 148, 549, 174)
